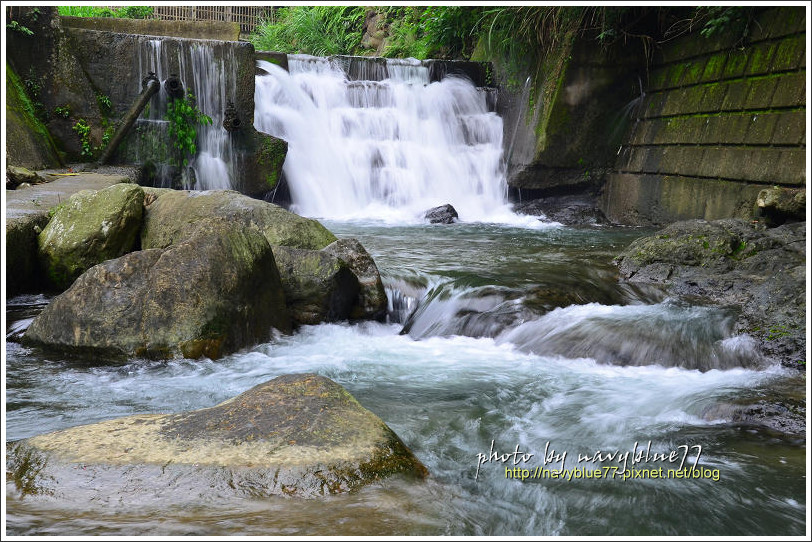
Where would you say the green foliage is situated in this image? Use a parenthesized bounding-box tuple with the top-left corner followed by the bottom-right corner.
(420, 6, 486, 59)
(72, 119, 93, 159)
(383, 11, 431, 59)
(164, 93, 213, 167)
(57, 6, 154, 19)
(697, 7, 753, 40)
(96, 93, 112, 116)
(54, 105, 71, 118)
(250, 6, 366, 56)
(7, 20, 34, 36)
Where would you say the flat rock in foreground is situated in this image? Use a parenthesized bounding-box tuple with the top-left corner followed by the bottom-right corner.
(7, 374, 428, 500)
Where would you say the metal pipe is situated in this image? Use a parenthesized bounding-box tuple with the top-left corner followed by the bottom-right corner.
(98, 73, 160, 165)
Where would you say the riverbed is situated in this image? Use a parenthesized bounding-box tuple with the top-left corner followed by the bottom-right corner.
(5, 220, 806, 536)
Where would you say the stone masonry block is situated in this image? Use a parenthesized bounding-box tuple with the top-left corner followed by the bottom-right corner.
(744, 41, 778, 76)
(722, 50, 749, 79)
(720, 79, 752, 111)
(771, 111, 806, 145)
(743, 112, 779, 145)
(745, 78, 779, 109)
(770, 72, 806, 107)
(699, 83, 728, 112)
(771, 34, 806, 72)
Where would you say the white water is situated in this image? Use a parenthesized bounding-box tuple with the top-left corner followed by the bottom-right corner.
(254, 56, 527, 224)
(6, 223, 805, 536)
(135, 38, 235, 190)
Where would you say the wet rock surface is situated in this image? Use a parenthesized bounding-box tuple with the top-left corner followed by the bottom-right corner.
(25, 218, 290, 360)
(514, 195, 609, 226)
(424, 204, 458, 224)
(6, 374, 428, 500)
(37, 183, 144, 290)
(615, 218, 806, 370)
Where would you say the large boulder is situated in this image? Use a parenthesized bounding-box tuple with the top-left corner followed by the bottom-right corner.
(323, 238, 388, 321)
(141, 190, 337, 251)
(615, 219, 805, 369)
(37, 183, 144, 290)
(25, 219, 290, 360)
(7, 374, 428, 500)
(273, 246, 359, 326)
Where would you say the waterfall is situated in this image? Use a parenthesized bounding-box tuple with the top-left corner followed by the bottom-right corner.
(132, 37, 235, 190)
(254, 55, 517, 223)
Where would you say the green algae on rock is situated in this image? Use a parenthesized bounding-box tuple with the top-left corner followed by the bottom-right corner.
(37, 183, 144, 290)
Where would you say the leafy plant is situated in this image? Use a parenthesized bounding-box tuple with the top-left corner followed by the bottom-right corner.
(72, 119, 94, 159)
(164, 93, 212, 167)
(96, 92, 112, 115)
(54, 105, 71, 118)
(7, 20, 34, 36)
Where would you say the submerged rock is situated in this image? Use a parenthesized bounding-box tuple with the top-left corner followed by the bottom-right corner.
(38, 183, 144, 290)
(615, 219, 805, 369)
(25, 219, 290, 360)
(273, 246, 359, 326)
(424, 204, 458, 224)
(323, 238, 388, 321)
(7, 374, 428, 500)
(514, 195, 609, 226)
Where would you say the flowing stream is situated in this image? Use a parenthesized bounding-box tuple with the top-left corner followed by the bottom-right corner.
(5, 222, 806, 536)
(4, 53, 806, 536)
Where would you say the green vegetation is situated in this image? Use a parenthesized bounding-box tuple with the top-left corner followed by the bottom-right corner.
(96, 93, 112, 116)
(72, 119, 93, 159)
(54, 105, 71, 118)
(7, 20, 34, 36)
(250, 6, 366, 57)
(696, 7, 755, 41)
(6, 7, 39, 36)
(57, 6, 154, 19)
(164, 93, 213, 167)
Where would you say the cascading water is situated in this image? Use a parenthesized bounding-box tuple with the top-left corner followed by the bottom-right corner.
(132, 37, 236, 190)
(254, 55, 522, 223)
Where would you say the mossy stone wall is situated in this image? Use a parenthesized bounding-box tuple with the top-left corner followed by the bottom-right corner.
(603, 7, 806, 225)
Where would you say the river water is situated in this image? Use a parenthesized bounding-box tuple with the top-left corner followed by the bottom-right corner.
(5, 51, 806, 536)
(5, 220, 806, 536)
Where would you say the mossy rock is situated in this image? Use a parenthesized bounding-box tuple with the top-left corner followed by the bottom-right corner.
(323, 238, 388, 321)
(5, 63, 62, 170)
(141, 190, 337, 251)
(37, 183, 144, 291)
(273, 246, 359, 326)
(256, 133, 288, 190)
(7, 374, 428, 500)
(25, 219, 290, 360)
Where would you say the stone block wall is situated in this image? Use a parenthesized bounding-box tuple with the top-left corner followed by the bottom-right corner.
(602, 7, 806, 225)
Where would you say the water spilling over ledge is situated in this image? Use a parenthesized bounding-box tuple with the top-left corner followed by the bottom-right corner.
(254, 55, 512, 223)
